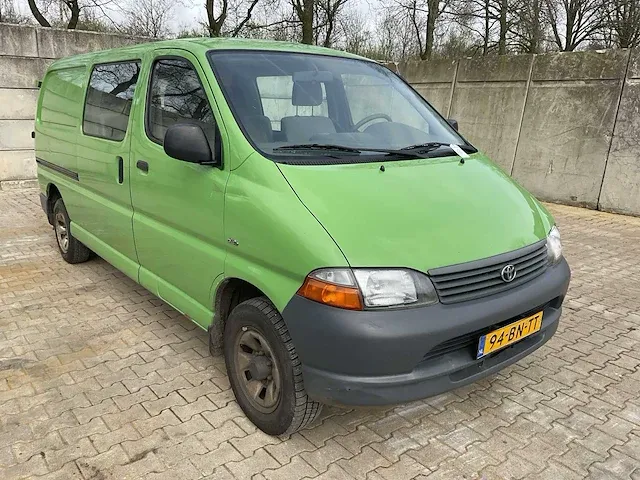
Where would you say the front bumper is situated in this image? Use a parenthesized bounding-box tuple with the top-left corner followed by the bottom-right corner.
(282, 258, 570, 406)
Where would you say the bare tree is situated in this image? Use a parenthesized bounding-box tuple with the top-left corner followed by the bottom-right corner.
(452, 0, 512, 54)
(316, 0, 350, 46)
(388, 0, 452, 60)
(124, 0, 174, 37)
(602, 0, 640, 48)
(510, 0, 546, 53)
(27, 0, 121, 30)
(338, 10, 369, 54)
(206, 0, 262, 37)
(546, 0, 603, 50)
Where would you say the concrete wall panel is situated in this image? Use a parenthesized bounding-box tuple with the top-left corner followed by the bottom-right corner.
(448, 56, 533, 173)
(0, 57, 51, 89)
(0, 24, 38, 57)
(512, 81, 620, 207)
(36, 29, 146, 59)
(0, 120, 35, 150)
(399, 59, 457, 83)
(0, 150, 36, 181)
(450, 83, 527, 172)
(0, 89, 39, 120)
(512, 50, 626, 208)
(599, 50, 640, 215)
(456, 55, 533, 82)
(532, 50, 629, 81)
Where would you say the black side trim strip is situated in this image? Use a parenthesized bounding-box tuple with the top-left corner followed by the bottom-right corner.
(36, 158, 79, 181)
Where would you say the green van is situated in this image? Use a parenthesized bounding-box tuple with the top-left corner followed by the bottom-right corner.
(35, 38, 570, 435)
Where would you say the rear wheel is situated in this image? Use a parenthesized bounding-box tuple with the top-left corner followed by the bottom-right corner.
(52, 198, 91, 264)
(224, 296, 322, 435)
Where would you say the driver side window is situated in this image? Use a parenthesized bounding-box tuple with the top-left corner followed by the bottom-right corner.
(147, 57, 214, 144)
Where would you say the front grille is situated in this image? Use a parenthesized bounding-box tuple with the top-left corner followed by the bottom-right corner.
(421, 301, 552, 362)
(429, 240, 548, 304)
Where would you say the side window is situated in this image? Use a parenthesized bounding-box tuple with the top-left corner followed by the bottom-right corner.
(147, 58, 214, 143)
(83, 61, 141, 141)
(256, 76, 328, 131)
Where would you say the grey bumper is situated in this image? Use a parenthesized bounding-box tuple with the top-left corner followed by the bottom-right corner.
(282, 258, 571, 406)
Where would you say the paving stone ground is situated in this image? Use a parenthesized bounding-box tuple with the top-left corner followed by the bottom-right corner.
(1, 187, 640, 480)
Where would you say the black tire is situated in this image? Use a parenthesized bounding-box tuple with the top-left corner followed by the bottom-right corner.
(52, 198, 91, 264)
(224, 296, 322, 435)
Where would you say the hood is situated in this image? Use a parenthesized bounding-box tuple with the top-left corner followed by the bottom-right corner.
(278, 153, 554, 272)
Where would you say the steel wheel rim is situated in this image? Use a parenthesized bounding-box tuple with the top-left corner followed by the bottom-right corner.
(54, 212, 69, 253)
(233, 328, 282, 414)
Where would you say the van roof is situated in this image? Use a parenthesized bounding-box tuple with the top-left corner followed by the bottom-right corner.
(48, 37, 371, 69)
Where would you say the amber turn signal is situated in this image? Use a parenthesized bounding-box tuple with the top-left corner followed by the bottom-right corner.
(297, 276, 363, 310)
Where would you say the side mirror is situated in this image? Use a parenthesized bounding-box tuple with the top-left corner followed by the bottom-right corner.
(164, 123, 218, 166)
(447, 119, 459, 131)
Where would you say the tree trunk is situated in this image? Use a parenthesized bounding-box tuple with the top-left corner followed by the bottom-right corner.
(530, 0, 541, 53)
(66, 0, 80, 29)
(483, 0, 490, 54)
(300, 0, 314, 44)
(28, 0, 51, 27)
(423, 0, 438, 60)
(206, 0, 227, 37)
(324, 20, 334, 47)
(207, 0, 216, 36)
(499, 0, 508, 54)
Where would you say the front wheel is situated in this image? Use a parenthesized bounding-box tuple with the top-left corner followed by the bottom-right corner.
(224, 297, 322, 435)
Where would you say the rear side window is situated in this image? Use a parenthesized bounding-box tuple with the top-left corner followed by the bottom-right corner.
(40, 67, 86, 127)
(147, 58, 214, 143)
(83, 61, 141, 141)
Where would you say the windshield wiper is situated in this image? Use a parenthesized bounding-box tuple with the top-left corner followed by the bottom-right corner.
(273, 143, 423, 158)
(401, 142, 477, 153)
(273, 144, 363, 154)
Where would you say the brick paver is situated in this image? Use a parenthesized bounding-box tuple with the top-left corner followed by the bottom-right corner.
(1, 187, 640, 479)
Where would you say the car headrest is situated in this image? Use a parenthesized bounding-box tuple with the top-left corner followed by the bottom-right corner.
(292, 80, 323, 106)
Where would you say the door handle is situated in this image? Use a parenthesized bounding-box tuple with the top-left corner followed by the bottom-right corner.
(136, 160, 149, 173)
(117, 156, 124, 184)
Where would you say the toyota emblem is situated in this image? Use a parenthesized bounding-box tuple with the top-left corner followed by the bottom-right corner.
(501, 264, 517, 283)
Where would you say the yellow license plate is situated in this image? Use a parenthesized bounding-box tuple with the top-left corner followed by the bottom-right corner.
(476, 311, 543, 359)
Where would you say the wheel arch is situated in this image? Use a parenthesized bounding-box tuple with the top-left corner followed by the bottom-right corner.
(45, 183, 62, 224)
(209, 277, 271, 355)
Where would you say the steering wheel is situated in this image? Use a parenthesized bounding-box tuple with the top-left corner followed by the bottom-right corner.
(353, 113, 393, 131)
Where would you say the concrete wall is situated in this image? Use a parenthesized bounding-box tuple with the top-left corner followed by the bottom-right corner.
(0, 23, 147, 186)
(398, 49, 640, 216)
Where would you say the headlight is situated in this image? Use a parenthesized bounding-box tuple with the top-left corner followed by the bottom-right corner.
(546, 226, 563, 265)
(298, 268, 438, 310)
(353, 269, 437, 307)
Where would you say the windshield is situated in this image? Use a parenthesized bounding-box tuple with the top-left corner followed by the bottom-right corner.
(208, 51, 470, 160)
